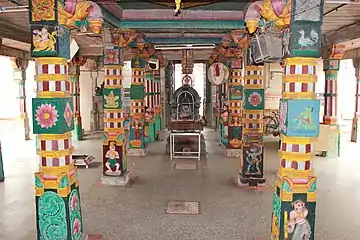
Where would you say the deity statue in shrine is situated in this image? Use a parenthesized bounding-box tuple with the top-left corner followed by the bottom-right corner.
(105, 142, 121, 175)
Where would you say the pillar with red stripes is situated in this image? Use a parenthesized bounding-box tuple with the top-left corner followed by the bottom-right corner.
(69, 54, 87, 141)
(101, 46, 128, 184)
(144, 67, 155, 143)
(238, 65, 265, 186)
(351, 58, 360, 142)
(154, 68, 162, 133)
(128, 56, 147, 156)
(323, 44, 345, 125)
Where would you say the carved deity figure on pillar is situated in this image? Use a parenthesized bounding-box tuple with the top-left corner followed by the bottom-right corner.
(220, 104, 229, 138)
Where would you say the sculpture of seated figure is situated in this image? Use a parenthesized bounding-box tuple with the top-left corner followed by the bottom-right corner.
(179, 105, 192, 120)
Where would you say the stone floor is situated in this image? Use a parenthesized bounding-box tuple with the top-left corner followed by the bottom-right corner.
(0, 120, 360, 240)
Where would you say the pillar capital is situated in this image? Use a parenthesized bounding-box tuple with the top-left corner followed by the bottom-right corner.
(324, 44, 346, 60)
(353, 58, 360, 72)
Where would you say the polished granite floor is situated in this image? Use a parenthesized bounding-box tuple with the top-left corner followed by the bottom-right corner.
(0, 120, 360, 240)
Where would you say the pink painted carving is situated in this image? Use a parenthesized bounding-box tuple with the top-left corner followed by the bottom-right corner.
(35, 104, 59, 129)
(64, 102, 73, 127)
(248, 92, 263, 107)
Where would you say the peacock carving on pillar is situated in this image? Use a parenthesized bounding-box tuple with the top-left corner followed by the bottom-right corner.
(58, 0, 103, 33)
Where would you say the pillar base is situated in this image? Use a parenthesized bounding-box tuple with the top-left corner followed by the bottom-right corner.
(101, 171, 130, 186)
(323, 115, 337, 125)
(127, 148, 146, 156)
(225, 149, 242, 158)
(351, 117, 359, 142)
(236, 172, 266, 187)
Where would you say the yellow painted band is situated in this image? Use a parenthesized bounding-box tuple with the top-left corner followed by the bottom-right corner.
(243, 129, 263, 133)
(104, 85, 123, 89)
(103, 66, 123, 70)
(325, 70, 339, 74)
(278, 151, 314, 161)
(243, 75, 263, 80)
(35, 74, 69, 81)
(104, 118, 124, 122)
(243, 141, 264, 146)
(132, 68, 144, 71)
(104, 75, 123, 79)
(130, 100, 145, 103)
(131, 82, 145, 85)
(40, 163, 75, 174)
(285, 57, 317, 66)
(35, 58, 68, 65)
(104, 128, 125, 133)
(280, 135, 313, 144)
(280, 192, 293, 201)
(243, 119, 262, 123)
(244, 84, 264, 89)
(282, 75, 317, 83)
(132, 75, 144, 79)
(282, 92, 316, 99)
(103, 140, 123, 146)
(245, 66, 264, 70)
(38, 132, 72, 140)
(39, 147, 74, 158)
(277, 167, 314, 179)
(104, 109, 123, 113)
(243, 110, 263, 114)
(35, 188, 44, 196)
(307, 192, 316, 202)
(37, 92, 70, 98)
(228, 83, 243, 87)
(58, 188, 71, 197)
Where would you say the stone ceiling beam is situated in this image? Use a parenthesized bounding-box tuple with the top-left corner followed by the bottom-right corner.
(117, 20, 245, 30)
(343, 47, 360, 59)
(0, 45, 31, 60)
(122, 10, 243, 20)
(325, 21, 360, 45)
(0, 21, 30, 44)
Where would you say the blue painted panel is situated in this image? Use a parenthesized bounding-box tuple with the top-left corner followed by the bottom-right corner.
(284, 99, 320, 137)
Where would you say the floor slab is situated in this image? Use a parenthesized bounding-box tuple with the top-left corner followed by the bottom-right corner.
(0, 121, 359, 240)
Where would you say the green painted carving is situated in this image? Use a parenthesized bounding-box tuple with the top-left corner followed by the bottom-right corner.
(69, 189, 83, 240)
(130, 85, 145, 100)
(35, 174, 44, 188)
(58, 175, 69, 188)
(308, 180, 317, 192)
(281, 180, 292, 192)
(272, 192, 282, 228)
(38, 191, 68, 239)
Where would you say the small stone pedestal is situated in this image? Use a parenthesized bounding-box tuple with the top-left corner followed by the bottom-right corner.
(101, 171, 130, 186)
(236, 172, 266, 187)
(225, 149, 242, 158)
(127, 148, 146, 157)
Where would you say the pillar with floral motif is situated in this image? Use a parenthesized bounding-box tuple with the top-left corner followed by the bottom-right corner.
(101, 46, 128, 185)
(29, 0, 103, 237)
(351, 58, 360, 142)
(266, 0, 324, 238)
(12, 58, 30, 140)
(69, 54, 87, 141)
(237, 65, 265, 185)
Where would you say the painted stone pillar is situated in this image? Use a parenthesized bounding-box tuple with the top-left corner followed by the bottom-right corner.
(0, 141, 4, 181)
(101, 46, 128, 185)
(154, 68, 162, 133)
(69, 55, 87, 141)
(144, 68, 155, 143)
(12, 58, 30, 140)
(238, 65, 265, 185)
(351, 58, 360, 142)
(323, 44, 345, 125)
(269, 1, 324, 239)
(226, 57, 244, 157)
(128, 57, 147, 156)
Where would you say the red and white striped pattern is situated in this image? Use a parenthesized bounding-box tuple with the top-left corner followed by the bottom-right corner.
(244, 122, 261, 129)
(245, 78, 263, 85)
(37, 81, 70, 92)
(131, 101, 145, 114)
(132, 70, 145, 84)
(40, 138, 72, 151)
(104, 68, 122, 76)
(104, 112, 123, 119)
(104, 121, 123, 129)
(280, 159, 312, 170)
(105, 79, 122, 86)
(246, 69, 263, 76)
(36, 64, 67, 75)
(40, 155, 71, 167)
(283, 82, 315, 93)
(231, 70, 242, 77)
(145, 79, 152, 107)
(244, 113, 262, 119)
(284, 64, 316, 75)
(280, 141, 313, 153)
(229, 101, 241, 108)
